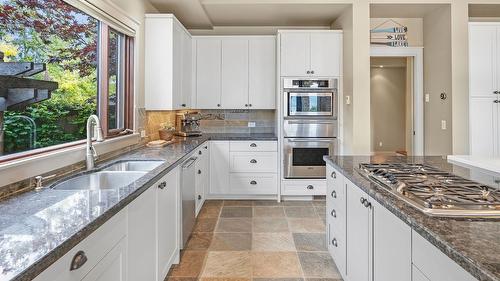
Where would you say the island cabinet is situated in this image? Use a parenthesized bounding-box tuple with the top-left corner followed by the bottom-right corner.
(209, 140, 278, 197)
(326, 166, 411, 281)
(195, 143, 210, 216)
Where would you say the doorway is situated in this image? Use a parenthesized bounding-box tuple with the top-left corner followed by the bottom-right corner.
(370, 47, 424, 156)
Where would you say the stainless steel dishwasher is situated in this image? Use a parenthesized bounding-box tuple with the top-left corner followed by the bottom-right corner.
(180, 156, 197, 248)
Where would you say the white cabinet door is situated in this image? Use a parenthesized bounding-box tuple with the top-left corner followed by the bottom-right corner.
(195, 144, 209, 215)
(249, 37, 276, 109)
(222, 38, 249, 109)
(280, 32, 310, 76)
(127, 186, 156, 281)
(413, 266, 431, 281)
(310, 32, 341, 77)
(346, 180, 371, 281)
(157, 168, 180, 280)
(209, 141, 230, 195)
(372, 200, 411, 281)
(172, 21, 184, 109)
(469, 24, 497, 98)
(196, 38, 222, 109)
(470, 97, 498, 156)
(81, 239, 127, 281)
(181, 30, 192, 109)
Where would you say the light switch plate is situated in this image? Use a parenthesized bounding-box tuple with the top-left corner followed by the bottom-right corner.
(425, 94, 430, 102)
(140, 130, 146, 138)
(346, 96, 351, 105)
(441, 120, 447, 130)
(248, 122, 256, 128)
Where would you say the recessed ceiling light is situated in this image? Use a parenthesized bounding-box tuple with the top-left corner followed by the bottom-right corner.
(379, 65, 384, 68)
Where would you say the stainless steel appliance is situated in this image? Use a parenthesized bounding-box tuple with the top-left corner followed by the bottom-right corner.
(180, 157, 197, 248)
(358, 163, 500, 217)
(282, 78, 339, 179)
(175, 112, 202, 137)
(283, 78, 338, 118)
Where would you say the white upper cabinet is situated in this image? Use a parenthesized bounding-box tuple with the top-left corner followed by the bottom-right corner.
(222, 38, 249, 109)
(249, 37, 276, 109)
(194, 36, 276, 109)
(469, 24, 497, 98)
(195, 37, 222, 109)
(145, 14, 192, 110)
(280, 31, 342, 77)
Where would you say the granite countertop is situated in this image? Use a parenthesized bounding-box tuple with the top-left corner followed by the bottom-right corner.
(0, 133, 277, 281)
(323, 155, 500, 281)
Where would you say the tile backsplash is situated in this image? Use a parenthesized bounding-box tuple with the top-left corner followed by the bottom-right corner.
(145, 109, 276, 140)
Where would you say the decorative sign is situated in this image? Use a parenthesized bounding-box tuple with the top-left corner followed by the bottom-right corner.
(370, 19, 409, 47)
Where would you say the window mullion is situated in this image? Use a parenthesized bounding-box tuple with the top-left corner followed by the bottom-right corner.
(98, 22, 110, 136)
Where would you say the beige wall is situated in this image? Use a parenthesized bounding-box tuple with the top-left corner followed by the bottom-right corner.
(371, 66, 407, 152)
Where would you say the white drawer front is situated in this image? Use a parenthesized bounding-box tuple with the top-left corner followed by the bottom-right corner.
(230, 152, 277, 173)
(34, 210, 127, 281)
(230, 141, 277, 152)
(283, 180, 326, 195)
(229, 173, 278, 195)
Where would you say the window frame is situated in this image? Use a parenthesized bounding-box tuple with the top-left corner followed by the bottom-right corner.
(0, 5, 135, 164)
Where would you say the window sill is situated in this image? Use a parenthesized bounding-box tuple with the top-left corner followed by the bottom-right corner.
(0, 133, 141, 187)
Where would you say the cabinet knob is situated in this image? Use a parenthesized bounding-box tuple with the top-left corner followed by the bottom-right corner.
(331, 171, 336, 178)
(250, 143, 257, 147)
(217, 104, 221, 107)
(198, 170, 202, 174)
(311, 70, 315, 74)
(331, 190, 337, 198)
(494, 91, 499, 94)
(181, 103, 186, 107)
(364, 200, 372, 209)
(204, 146, 208, 149)
(494, 100, 500, 103)
(331, 209, 336, 218)
(249, 104, 252, 107)
(306, 185, 314, 190)
(250, 159, 257, 164)
(306, 70, 311, 74)
(158, 181, 166, 189)
(70, 251, 88, 271)
(360, 197, 366, 205)
(198, 151, 202, 155)
(250, 180, 257, 185)
(332, 238, 338, 247)
(245, 104, 248, 107)
(198, 195, 202, 200)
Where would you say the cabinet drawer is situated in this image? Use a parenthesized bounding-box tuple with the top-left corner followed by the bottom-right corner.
(34, 210, 127, 281)
(230, 152, 277, 173)
(282, 180, 326, 195)
(328, 223, 346, 277)
(229, 173, 278, 195)
(230, 141, 277, 152)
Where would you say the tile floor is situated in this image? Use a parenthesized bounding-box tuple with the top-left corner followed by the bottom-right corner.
(166, 200, 343, 281)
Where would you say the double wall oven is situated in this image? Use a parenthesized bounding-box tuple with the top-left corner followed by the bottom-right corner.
(283, 78, 338, 179)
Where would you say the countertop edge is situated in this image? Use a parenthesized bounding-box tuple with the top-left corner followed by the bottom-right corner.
(323, 156, 498, 281)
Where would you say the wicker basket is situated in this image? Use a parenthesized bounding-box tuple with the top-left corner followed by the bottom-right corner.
(158, 129, 174, 141)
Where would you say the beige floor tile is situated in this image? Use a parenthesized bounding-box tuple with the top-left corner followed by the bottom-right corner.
(283, 201, 313, 206)
(252, 233, 296, 252)
(313, 207, 326, 218)
(194, 218, 218, 232)
(199, 205, 222, 219)
(297, 252, 341, 278)
(292, 233, 327, 252)
(251, 252, 302, 278)
(186, 232, 213, 250)
(168, 250, 207, 277)
(253, 201, 284, 206)
(253, 207, 285, 218)
(200, 278, 251, 281)
(287, 218, 325, 233)
(210, 233, 252, 251)
(202, 251, 252, 278)
(165, 277, 198, 281)
(205, 200, 224, 207)
(216, 218, 252, 233)
(253, 218, 289, 233)
(224, 200, 254, 206)
(284, 207, 317, 218)
(221, 207, 253, 218)
(253, 279, 303, 281)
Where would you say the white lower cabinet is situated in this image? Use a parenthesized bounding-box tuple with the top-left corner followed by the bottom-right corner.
(195, 143, 209, 216)
(413, 266, 431, 281)
(209, 140, 278, 197)
(157, 167, 181, 280)
(81, 238, 127, 281)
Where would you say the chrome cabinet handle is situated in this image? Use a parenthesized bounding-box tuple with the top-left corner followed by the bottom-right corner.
(331, 209, 336, 218)
(250, 180, 257, 185)
(70, 251, 88, 271)
(181, 103, 186, 107)
(198, 151, 202, 155)
(198, 195, 202, 200)
(306, 185, 314, 190)
(217, 104, 221, 107)
(494, 91, 499, 94)
(364, 200, 372, 209)
(331, 190, 337, 198)
(250, 143, 257, 147)
(311, 70, 315, 74)
(158, 181, 166, 189)
(332, 238, 338, 247)
(198, 170, 202, 174)
(331, 171, 336, 179)
(204, 146, 208, 149)
(250, 159, 257, 164)
(360, 197, 366, 205)
(494, 100, 500, 103)
(306, 70, 311, 74)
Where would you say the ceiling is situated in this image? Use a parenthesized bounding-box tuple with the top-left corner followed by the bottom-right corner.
(148, 0, 350, 30)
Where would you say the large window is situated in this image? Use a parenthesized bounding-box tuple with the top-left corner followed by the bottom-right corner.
(0, 0, 134, 160)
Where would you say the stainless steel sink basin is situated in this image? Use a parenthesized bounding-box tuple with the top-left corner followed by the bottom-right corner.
(51, 171, 147, 190)
(102, 160, 163, 172)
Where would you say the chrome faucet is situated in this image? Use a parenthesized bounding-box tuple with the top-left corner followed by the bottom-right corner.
(86, 115, 104, 170)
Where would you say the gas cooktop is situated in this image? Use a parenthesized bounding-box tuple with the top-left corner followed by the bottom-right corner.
(358, 163, 500, 218)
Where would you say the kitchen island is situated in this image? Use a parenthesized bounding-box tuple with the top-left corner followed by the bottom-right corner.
(324, 155, 500, 281)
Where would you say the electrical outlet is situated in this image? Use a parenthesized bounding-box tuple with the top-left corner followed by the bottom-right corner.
(140, 130, 146, 138)
(247, 121, 256, 128)
(346, 96, 351, 105)
(441, 120, 447, 130)
(379, 141, 383, 147)
(425, 94, 430, 102)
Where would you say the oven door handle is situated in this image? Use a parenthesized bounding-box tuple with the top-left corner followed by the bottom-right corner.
(286, 120, 334, 125)
(287, 138, 335, 143)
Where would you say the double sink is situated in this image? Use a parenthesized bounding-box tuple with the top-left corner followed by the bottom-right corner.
(50, 160, 164, 190)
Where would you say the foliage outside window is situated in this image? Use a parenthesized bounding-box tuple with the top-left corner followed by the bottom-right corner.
(0, 0, 133, 160)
